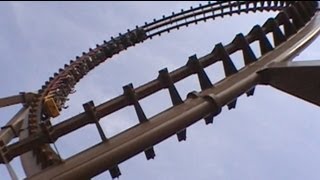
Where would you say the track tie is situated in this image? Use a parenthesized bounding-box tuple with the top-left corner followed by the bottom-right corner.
(83, 101, 107, 142)
(212, 43, 238, 109)
(232, 33, 257, 65)
(123, 84, 156, 160)
(186, 54, 213, 90)
(263, 18, 287, 46)
(186, 55, 217, 122)
(249, 25, 273, 55)
(158, 68, 186, 141)
(286, 5, 305, 29)
(275, 11, 297, 38)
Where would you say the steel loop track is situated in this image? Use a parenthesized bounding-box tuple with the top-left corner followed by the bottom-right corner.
(20, 0, 317, 176)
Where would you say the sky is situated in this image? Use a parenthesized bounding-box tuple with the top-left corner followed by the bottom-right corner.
(1, 1, 320, 180)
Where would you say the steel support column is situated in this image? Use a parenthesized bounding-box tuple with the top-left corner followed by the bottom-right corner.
(259, 60, 320, 106)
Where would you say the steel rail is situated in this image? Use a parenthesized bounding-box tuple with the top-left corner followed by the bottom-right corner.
(143, 1, 292, 38)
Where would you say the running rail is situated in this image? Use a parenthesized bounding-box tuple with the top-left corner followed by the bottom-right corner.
(0, 1, 318, 179)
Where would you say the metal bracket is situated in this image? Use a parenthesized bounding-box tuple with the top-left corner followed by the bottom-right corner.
(83, 101, 107, 142)
(186, 55, 213, 90)
(231, 33, 257, 97)
(123, 84, 148, 123)
(213, 43, 238, 109)
(186, 55, 218, 123)
(1, 125, 19, 137)
(158, 68, 186, 141)
(158, 68, 183, 105)
(249, 25, 273, 55)
(286, 5, 305, 29)
(123, 84, 156, 159)
(275, 11, 297, 38)
(263, 18, 287, 46)
(83, 101, 123, 177)
(232, 33, 257, 65)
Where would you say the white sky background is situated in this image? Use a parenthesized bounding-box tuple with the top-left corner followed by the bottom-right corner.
(1, 1, 320, 180)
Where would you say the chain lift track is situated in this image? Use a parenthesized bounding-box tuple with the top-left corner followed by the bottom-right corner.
(0, 1, 319, 179)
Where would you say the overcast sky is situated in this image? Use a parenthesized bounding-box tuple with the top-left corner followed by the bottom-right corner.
(1, 1, 320, 180)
